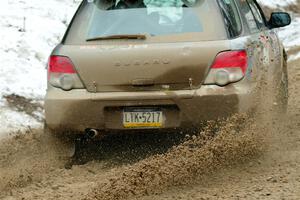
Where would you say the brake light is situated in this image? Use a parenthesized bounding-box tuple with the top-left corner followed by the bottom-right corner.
(204, 50, 248, 86)
(47, 56, 84, 91)
(48, 56, 76, 74)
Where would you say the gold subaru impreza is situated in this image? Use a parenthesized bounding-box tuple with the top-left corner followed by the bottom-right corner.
(45, 0, 290, 139)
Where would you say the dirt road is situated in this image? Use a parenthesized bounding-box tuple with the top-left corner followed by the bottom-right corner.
(0, 58, 299, 200)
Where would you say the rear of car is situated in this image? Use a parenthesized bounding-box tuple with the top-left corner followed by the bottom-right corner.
(45, 0, 259, 134)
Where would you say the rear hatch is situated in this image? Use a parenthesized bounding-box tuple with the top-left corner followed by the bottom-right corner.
(59, 0, 229, 92)
(60, 41, 228, 92)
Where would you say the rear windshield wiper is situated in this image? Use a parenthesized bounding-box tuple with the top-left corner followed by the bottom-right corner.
(86, 34, 147, 42)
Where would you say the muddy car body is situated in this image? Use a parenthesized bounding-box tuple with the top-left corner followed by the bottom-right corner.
(45, 0, 290, 135)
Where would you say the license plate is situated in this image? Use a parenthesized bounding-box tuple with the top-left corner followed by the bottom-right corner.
(123, 108, 163, 128)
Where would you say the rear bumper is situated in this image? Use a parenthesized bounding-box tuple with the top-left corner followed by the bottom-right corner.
(45, 82, 255, 134)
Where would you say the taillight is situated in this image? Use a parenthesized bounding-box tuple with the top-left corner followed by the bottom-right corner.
(204, 50, 248, 86)
(48, 56, 84, 91)
(48, 56, 76, 74)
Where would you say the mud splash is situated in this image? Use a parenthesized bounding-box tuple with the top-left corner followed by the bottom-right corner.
(84, 114, 266, 200)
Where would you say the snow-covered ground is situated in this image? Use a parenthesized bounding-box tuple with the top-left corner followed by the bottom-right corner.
(0, 0, 299, 137)
(0, 0, 79, 137)
(259, 0, 297, 8)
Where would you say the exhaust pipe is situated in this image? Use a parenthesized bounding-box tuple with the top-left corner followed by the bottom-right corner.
(86, 128, 99, 139)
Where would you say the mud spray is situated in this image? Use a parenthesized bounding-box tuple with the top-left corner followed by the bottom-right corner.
(83, 113, 269, 200)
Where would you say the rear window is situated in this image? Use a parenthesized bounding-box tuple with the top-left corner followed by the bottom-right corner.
(64, 0, 228, 44)
(87, 0, 204, 40)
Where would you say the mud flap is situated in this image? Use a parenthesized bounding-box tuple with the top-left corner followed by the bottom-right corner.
(64, 134, 97, 169)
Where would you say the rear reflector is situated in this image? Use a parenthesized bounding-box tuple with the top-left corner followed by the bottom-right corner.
(204, 50, 248, 86)
(48, 56, 76, 74)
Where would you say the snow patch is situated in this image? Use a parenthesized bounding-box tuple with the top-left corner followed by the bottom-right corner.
(0, 0, 79, 136)
(0, 106, 41, 139)
(257, 0, 297, 8)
